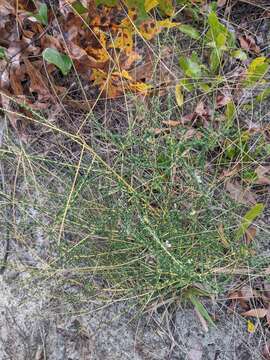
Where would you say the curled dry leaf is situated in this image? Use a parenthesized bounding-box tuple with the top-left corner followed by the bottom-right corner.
(216, 94, 232, 108)
(195, 101, 210, 118)
(244, 225, 257, 245)
(153, 128, 171, 135)
(242, 308, 267, 318)
(255, 166, 270, 185)
(162, 120, 182, 127)
(239, 34, 260, 54)
(225, 181, 256, 206)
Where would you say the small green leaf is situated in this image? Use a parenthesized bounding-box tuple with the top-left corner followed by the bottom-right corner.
(179, 56, 202, 79)
(236, 203, 265, 240)
(33, 3, 48, 26)
(43, 48, 72, 75)
(178, 24, 200, 40)
(232, 49, 247, 61)
(72, 0, 88, 14)
(0, 47, 6, 59)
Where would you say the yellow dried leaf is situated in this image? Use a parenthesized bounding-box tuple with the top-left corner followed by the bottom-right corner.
(90, 29, 110, 62)
(157, 19, 180, 29)
(139, 20, 160, 40)
(110, 28, 133, 53)
(129, 82, 152, 94)
(138, 19, 179, 40)
(91, 70, 121, 98)
(113, 70, 133, 80)
(175, 83, 184, 107)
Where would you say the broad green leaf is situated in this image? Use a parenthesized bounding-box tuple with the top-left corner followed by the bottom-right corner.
(175, 83, 184, 107)
(73, 0, 88, 14)
(232, 49, 247, 61)
(244, 57, 269, 87)
(33, 3, 48, 25)
(207, 11, 235, 50)
(179, 56, 202, 79)
(207, 12, 226, 44)
(0, 47, 6, 59)
(189, 294, 215, 328)
(178, 24, 200, 40)
(43, 48, 72, 75)
(96, 0, 118, 6)
(236, 203, 265, 240)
